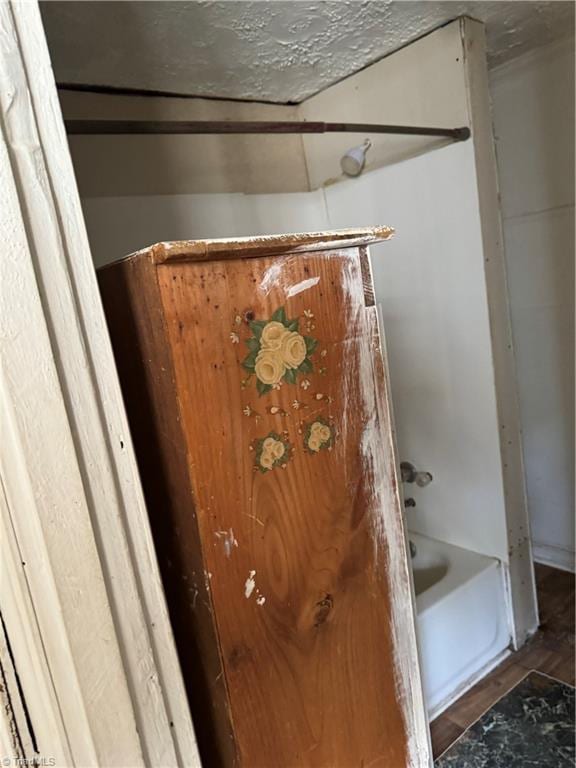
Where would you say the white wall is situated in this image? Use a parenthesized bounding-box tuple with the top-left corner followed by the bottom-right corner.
(490, 38, 575, 571)
(325, 142, 509, 562)
(299, 20, 469, 188)
(82, 191, 328, 267)
(61, 91, 309, 197)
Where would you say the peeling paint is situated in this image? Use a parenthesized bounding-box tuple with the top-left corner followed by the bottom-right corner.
(203, 569, 212, 592)
(244, 570, 256, 599)
(214, 527, 238, 557)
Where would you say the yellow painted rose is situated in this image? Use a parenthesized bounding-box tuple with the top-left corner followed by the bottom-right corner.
(260, 452, 274, 470)
(260, 321, 289, 351)
(280, 331, 307, 369)
(308, 434, 322, 452)
(255, 349, 286, 385)
(317, 424, 331, 443)
(271, 440, 285, 460)
(310, 421, 324, 436)
(262, 437, 276, 452)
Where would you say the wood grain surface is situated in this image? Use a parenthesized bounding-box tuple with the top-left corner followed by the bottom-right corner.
(156, 247, 410, 766)
(98, 258, 237, 767)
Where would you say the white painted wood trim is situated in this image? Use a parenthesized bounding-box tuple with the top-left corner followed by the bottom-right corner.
(0, 578, 29, 761)
(533, 543, 575, 573)
(0, 472, 71, 765)
(0, 2, 200, 765)
(461, 17, 539, 646)
(0, 75, 141, 768)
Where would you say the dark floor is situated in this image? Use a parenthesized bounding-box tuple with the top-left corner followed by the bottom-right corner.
(435, 671, 574, 767)
(431, 563, 575, 759)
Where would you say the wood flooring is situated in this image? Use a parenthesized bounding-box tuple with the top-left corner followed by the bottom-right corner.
(431, 563, 575, 759)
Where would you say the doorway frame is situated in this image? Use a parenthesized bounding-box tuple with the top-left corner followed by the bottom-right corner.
(0, 2, 200, 764)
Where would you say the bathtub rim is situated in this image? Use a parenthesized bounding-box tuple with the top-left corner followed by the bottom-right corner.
(409, 531, 503, 615)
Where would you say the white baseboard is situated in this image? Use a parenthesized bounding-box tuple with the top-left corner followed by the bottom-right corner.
(533, 542, 575, 573)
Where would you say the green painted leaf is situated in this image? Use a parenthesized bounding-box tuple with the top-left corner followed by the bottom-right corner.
(298, 358, 313, 374)
(245, 337, 260, 352)
(242, 361, 256, 373)
(271, 306, 287, 324)
(284, 368, 297, 385)
(250, 320, 266, 338)
(256, 379, 272, 396)
(286, 318, 299, 331)
(304, 336, 318, 355)
(242, 350, 258, 369)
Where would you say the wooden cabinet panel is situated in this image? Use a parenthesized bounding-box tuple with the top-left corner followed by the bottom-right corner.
(98, 229, 430, 768)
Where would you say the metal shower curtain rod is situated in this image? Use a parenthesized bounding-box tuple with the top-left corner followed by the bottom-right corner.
(64, 119, 471, 141)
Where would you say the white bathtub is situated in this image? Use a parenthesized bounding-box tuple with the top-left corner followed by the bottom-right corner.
(409, 532, 511, 718)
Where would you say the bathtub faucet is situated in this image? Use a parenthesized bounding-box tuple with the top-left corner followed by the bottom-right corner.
(400, 461, 433, 487)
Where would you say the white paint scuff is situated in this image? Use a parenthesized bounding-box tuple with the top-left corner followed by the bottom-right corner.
(214, 528, 238, 557)
(244, 570, 256, 599)
(259, 262, 283, 296)
(260, 254, 320, 297)
(285, 276, 320, 298)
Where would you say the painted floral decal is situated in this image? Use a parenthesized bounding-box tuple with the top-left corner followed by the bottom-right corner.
(303, 418, 334, 454)
(253, 431, 292, 473)
(241, 307, 318, 396)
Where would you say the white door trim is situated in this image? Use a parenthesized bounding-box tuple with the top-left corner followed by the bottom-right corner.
(460, 17, 539, 647)
(0, 2, 200, 764)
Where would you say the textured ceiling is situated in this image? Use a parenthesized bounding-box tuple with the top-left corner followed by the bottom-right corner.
(41, 1, 575, 104)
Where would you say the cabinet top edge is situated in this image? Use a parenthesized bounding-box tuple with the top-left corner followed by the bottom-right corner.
(104, 227, 394, 268)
